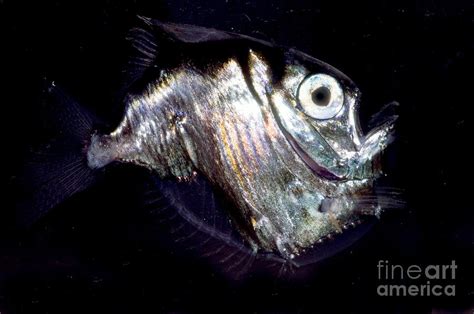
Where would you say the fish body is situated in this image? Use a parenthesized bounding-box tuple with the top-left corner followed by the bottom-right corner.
(23, 18, 397, 269)
(85, 18, 396, 261)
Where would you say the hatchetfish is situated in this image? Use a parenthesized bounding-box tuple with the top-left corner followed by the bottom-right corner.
(21, 17, 401, 275)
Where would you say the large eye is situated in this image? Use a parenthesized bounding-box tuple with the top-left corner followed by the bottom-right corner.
(297, 73, 344, 119)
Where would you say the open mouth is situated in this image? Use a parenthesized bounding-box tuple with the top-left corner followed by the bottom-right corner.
(267, 90, 396, 183)
(274, 111, 396, 182)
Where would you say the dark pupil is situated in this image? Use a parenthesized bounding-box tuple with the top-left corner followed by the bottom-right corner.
(311, 86, 331, 106)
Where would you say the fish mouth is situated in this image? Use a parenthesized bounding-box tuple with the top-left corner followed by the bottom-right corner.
(267, 90, 397, 182)
(278, 116, 397, 182)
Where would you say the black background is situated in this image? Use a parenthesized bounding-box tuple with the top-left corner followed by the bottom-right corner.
(1, 0, 473, 313)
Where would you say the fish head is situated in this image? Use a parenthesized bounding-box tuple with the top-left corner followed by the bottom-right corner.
(242, 47, 398, 258)
(268, 49, 396, 182)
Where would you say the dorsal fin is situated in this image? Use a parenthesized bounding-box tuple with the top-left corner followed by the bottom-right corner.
(128, 16, 272, 59)
(124, 19, 159, 85)
(140, 16, 239, 43)
(122, 17, 273, 97)
(123, 17, 239, 92)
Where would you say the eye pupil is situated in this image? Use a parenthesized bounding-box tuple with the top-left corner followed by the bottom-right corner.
(311, 86, 331, 107)
(298, 73, 344, 119)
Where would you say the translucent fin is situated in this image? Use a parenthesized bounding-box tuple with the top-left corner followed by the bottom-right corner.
(142, 175, 262, 279)
(124, 19, 159, 85)
(136, 16, 272, 45)
(121, 17, 273, 98)
(15, 82, 102, 227)
(140, 17, 236, 43)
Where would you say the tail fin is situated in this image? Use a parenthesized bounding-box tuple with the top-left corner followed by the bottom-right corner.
(16, 82, 102, 227)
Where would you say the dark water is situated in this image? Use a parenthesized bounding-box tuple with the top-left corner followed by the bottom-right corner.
(1, 0, 472, 313)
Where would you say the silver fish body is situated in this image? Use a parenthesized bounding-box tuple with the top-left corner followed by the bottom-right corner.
(86, 19, 396, 261)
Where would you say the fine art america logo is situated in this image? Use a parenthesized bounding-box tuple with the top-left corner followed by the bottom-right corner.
(377, 260, 457, 297)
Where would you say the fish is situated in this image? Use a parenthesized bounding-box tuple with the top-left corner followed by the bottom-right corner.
(20, 17, 400, 274)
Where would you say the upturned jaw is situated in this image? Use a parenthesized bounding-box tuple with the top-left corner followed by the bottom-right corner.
(270, 91, 397, 182)
(346, 115, 397, 180)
